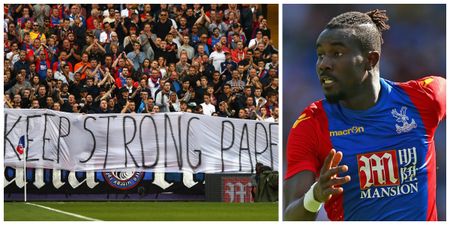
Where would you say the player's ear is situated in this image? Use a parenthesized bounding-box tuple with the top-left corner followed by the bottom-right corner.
(366, 51, 380, 70)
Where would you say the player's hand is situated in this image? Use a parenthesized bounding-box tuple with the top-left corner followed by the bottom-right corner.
(313, 149, 351, 203)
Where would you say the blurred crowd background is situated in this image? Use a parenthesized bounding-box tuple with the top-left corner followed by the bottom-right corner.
(4, 4, 279, 121)
(283, 4, 446, 220)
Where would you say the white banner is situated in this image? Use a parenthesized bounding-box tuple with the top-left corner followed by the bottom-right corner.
(4, 109, 278, 173)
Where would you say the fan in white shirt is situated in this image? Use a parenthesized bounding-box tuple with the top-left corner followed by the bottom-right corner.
(200, 94, 216, 116)
(209, 43, 226, 72)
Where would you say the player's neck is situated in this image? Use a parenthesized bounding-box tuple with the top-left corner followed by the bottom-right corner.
(340, 75, 381, 110)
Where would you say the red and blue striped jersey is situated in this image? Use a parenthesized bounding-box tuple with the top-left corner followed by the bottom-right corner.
(286, 76, 446, 220)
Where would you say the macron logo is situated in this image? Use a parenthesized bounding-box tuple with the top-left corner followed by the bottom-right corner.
(329, 126, 364, 137)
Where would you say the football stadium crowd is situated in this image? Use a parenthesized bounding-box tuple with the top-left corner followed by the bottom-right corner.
(4, 4, 279, 122)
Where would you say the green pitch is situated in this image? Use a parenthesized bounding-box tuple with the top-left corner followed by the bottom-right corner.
(5, 202, 278, 221)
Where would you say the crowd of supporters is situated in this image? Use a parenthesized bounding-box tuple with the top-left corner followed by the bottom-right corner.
(4, 4, 279, 122)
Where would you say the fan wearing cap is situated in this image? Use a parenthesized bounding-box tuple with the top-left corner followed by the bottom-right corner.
(116, 86, 130, 110)
(220, 51, 237, 80)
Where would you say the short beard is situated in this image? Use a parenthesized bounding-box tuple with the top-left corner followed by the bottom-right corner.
(325, 92, 346, 104)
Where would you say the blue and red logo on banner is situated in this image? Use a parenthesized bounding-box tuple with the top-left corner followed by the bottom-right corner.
(16, 135, 25, 155)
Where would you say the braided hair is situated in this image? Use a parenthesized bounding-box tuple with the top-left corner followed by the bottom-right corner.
(325, 9, 390, 52)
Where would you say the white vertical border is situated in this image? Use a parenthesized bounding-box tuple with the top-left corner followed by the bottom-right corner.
(277, 3, 283, 222)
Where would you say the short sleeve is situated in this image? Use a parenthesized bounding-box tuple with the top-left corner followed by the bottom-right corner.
(285, 102, 327, 180)
(399, 76, 446, 128)
(419, 76, 446, 122)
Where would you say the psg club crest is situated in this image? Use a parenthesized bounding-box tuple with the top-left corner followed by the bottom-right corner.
(103, 171, 144, 190)
(391, 106, 417, 134)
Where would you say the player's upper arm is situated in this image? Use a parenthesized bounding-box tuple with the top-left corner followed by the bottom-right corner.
(285, 105, 322, 180)
(400, 76, 446, 126)
(423, 76, 446, 121)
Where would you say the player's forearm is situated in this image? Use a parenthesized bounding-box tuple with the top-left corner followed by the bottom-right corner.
(284, 197, 318, 221)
